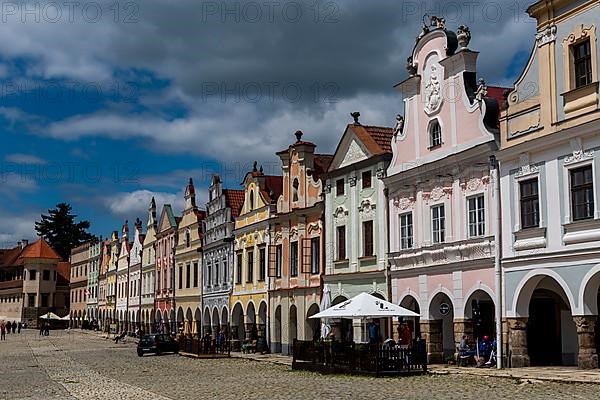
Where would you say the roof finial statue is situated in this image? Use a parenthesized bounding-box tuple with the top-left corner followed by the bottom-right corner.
(295, 130, 303, 142)
(457, 25, 471, 50)
(406, 56, 417, 77)
(253, 161, 258, 172)
(259, 165, 263, 174)
(393, 114, 405, 138)
(430, 15, 445, 30)
(351, 111, 361, 125)
(475, 78, 488, 102)
(417, 15, 430, 41)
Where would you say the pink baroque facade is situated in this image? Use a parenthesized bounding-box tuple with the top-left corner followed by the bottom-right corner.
(384, 20, 506, 363)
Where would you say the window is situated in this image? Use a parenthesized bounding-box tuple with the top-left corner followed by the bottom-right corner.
(293, 178, 299, 202)
(249, 190, 254, 210)
(573, 40, 592, 89)
(468, 195, 486, 237)
(310, 237, 320, 275)
(207, 263, 212, 286)
(178, 265, 183, 289)
(275, 245, 282, 278)
(222, 261, 226, 284)
(432, 204, 445, 244)
(30, 270, 36, 280)
(157, 271, 161, 291)
(215, 262, 220, 285)
(42, 270, 50, 280)
(400, 213, 413, 250)
(28, 294, 35, 307)
(571, 165, 594, 221)
(259, 248, 266, 281)
(236, 253, 243, 284)
(186, 263, 191, 288)
(41, 294, 49, 307)
(193, 262, 199, 287)
(362, 171, 372, 189)
(363, 220, 374, 257)
(290, 242, 299, 277)
(185, 230, 191, 247)
(336, 179, 345, 196)
(520, 178, 540, 229)
(337, 226, 346, 260)
(430, 120, 442, 148)
(247, 251, 254, 283)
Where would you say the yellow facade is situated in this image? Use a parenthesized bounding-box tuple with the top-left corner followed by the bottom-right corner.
(230, 167, 280, 342)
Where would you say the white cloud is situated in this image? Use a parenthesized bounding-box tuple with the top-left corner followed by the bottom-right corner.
(104, 189, 185, 218)
(4, 153, 46, 164)
(0, 212, 38, 246)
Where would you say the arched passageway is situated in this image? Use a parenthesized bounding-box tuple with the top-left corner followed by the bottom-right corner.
(427, 292, 455, 364)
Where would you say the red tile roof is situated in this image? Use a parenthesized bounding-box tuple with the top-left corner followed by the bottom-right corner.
(223, 189, 245, 218)
(350, 124, 394, 155)
(19, 239, 61, 261)
(487, 86, 510, 112)
(261, 175, 283, 204)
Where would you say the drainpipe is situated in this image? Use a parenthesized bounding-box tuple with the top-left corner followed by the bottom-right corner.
(384, 186, 393, 339)
(490, 155, 503, 369)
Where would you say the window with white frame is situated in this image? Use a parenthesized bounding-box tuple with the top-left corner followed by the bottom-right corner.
(429, 120, 442, 148)
(400, 213, 413, 249)
(468, 194, 485, 237)
(519, 178, 540, 229)
(570, 165, 594, 221)
(431, 204, 445, 244)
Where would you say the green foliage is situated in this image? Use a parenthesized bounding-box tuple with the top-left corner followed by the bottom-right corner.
(34, 203, 95, 260)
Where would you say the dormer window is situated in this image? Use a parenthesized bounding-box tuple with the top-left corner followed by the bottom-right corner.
(249, 190, 254, 210)
(429, 120, 442, 149)
(574, 40, 592, 88)
(185, 229, 191, 247)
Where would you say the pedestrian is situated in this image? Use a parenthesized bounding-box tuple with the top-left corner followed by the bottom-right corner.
(39, 322, 44, 336)
(368, 320, 381, 344)
(44, 322, 50, 336)
(6, 321, 11, 334)
(11, 322, 16, 334)
(17, 322, 21, 334)
(399, 322, 413, 349)
(0, 323, 6, 341)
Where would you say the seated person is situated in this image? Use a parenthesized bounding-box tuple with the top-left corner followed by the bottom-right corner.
(459, 335, 477, 357)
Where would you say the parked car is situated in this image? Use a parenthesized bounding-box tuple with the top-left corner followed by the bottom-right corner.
(137, 334, 179, 357)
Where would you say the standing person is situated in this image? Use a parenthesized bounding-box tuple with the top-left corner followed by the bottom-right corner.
(11, 322, 16, 334)
(5, 321, 11, 334)
(368, 320, 381, 344)
(0, 323, 6, 341)
(17, 322, 22, 334)
(39, 322, 44, 336)
(45, 322, 50, 336)
(399, 322, 413, 349)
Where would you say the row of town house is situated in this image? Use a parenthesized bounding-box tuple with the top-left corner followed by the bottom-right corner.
(62, 1, 600, 368)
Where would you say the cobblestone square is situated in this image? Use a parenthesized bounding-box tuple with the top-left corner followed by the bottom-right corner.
(1, 331, 599, 400)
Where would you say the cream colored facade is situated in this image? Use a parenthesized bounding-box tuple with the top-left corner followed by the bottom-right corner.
(174, 179, 204, 336)
(231, 166, 280, 342)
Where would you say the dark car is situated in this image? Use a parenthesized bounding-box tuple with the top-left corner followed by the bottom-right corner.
(137, 334, 179, 357)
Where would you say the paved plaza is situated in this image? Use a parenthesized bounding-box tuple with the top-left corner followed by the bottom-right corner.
(1, 331, 599, 400)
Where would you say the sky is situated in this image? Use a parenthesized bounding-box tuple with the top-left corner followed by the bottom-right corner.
(0, 0, 538, 246)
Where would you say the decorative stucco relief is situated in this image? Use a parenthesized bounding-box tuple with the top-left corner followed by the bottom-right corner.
(333, 206, 348, 225)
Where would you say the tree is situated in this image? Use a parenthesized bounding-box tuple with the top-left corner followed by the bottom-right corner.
(35, 203, 95, 260)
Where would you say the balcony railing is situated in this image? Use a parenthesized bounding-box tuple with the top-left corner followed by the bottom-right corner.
(0, 279, 23, 290)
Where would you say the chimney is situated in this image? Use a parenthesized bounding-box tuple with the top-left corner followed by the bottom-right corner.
(21, 239, 28, 248)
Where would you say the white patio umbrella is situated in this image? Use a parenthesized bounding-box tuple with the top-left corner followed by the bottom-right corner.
(319, 284, 332, 339)
(310, 292, 420, 319)
(38, 312, 62, 320)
